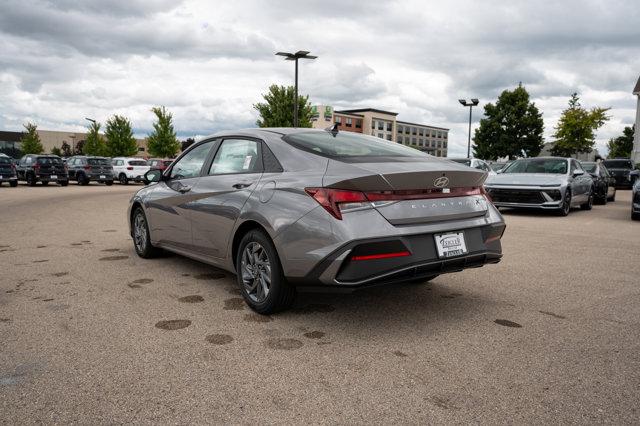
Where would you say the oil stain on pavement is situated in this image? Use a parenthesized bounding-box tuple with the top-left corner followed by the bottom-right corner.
(223, 298, 245, 310)
(178, 295, 204, 303)
(131, 278, 154, 284)
(393, 350, 408, 357)
(539, 310, 566, 319)
(155, 320, 191, 330)
(101, 248, 120, 252)
(51, 272, 69, 277)
(494, 319, 522, 328)
(205, 334, 234, 345)
(194, 272, 225, 280)
(303, 331, 325, 339)
(99, 256, 129, 261)
(265, 338, 303, 350)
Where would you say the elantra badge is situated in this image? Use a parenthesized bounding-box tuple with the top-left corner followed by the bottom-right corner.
(433, 176, 449, 188)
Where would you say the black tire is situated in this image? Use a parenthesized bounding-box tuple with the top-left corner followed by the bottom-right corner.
(633, 212, 640, 221)
(556, 189, 571, 216)
(41, 181, 49, 186)
(79, 173, 89, 186)
(119, 174, 129, 185)
(105, 180, 113, 186)
(580, 188, 594, 210)
(10, 180, 18, 187)
(235, 229, 295, 314)
(131, 207, 160, 258)
(26, 173, 36, 187)
(59, 180, 68, 187)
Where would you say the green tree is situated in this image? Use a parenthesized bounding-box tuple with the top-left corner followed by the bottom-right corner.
(20, 122, 44, 154)
(147, 106, 180, 158)
(253, 85, 313, 128)
(105, 115, 138, 157)
(550, 93, 610, 157)
(74, 139, 85, 155)
(473, 84, 544, 160)
(61, 141, 72, 157)
(84, 121, 108, 156)
(606, 125, 635, 158)
(50, 146, 62, 156)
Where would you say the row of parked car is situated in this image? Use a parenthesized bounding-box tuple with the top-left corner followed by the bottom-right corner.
(0, 153, 173, 187)
(469, 156, 639, 220)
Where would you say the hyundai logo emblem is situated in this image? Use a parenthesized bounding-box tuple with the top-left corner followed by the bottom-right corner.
(433, 176, 449, 188)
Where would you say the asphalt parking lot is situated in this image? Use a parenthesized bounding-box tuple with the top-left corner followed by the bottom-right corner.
(1, 184, 639, 424)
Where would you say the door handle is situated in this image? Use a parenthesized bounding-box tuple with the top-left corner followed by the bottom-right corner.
(178, 185, 192, 193)
(232, 182, 253, 189)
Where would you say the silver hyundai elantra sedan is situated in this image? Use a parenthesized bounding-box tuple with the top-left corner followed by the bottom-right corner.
(129, 128, 505, 313)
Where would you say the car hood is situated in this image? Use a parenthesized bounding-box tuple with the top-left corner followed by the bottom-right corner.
(485, 173, 566, 187)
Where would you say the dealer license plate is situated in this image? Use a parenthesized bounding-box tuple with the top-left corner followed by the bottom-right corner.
(50, 175, 57, 180)
(100, 175, 106, 179)
(434, 232, 468, 258)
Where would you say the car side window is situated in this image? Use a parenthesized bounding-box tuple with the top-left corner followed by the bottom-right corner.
(569, 161, 576, 174)
(209, 139, 262, 175)
(574, 161, 584, 172)
(170, 141, 215, 180)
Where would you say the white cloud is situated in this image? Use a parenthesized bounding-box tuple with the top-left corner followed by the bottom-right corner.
(0, 0, 639, 156)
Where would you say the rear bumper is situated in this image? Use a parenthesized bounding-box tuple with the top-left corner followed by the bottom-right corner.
(289, 222, 504, 289)
(0, 176, 17, 181)
(87, 173, 114, 181)
(36, 174, 68, 182)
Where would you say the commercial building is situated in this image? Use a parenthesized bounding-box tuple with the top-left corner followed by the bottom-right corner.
(0, 129, 148, 158)
(538, 142, 601, 161)
(311, 105, 448, 157)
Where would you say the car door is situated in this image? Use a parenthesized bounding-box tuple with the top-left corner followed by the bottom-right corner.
(570, 160, 589, 201)
(144, 140, 217, 251)
(189, 138, 264, 259)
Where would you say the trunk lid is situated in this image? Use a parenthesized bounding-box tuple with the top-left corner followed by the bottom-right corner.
(323, 158, 489, 225)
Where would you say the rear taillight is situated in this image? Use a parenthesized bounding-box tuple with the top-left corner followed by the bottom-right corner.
(127, 166, 134, 170)
(351, 251, 411, 261)
(305, 186, 486, 220)
(305, 188, 368, 220)
(34, 163, 40, 172)
(11, 164, 16, 172)
(84, 165, 91, 171)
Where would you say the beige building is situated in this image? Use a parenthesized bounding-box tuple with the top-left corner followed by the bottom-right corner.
(311, 105, 448, 156)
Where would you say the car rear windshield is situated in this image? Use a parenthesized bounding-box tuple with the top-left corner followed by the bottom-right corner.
(88, 158, 110, 166)
(0, 157, 11, 165)
(582, 163, 597, 173)
(37, 157, 62, 165)
(284, 131, 428, 160)
(603, 160, 633, 169)
(163, 160, 173, 166)
(450, 159, 472, 166)
(502, 158, 568, 174)
(128, 160, 148, 166)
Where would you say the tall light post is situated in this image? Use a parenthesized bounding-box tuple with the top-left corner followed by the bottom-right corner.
(85, 117, 96, 125)
(276, 50, 317, 127)
(458, 98, 479, 158)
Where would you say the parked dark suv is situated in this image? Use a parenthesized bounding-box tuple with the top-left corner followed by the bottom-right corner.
(602, 159, 638, 188)
(582, 161, 616, 203)
(67, 156, 114, 185)
(0, 154, 18, 187)
(16, 154, 69, 186)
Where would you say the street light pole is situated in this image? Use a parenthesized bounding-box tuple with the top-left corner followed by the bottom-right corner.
(459, 99, 479, 158)
(276, 50, 317, 127)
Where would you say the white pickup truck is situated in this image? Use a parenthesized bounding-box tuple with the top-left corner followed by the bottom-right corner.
(111, 157, 150, 184)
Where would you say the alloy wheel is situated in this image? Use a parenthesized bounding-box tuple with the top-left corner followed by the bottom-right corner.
(240, 242, 271, 303)
(133, 212, 147, 253)
(562, 191, 571, 215)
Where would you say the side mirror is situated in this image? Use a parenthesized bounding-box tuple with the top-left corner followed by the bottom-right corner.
(144, 169, 163, 183)
(572, 170, 584, 177)
(496, 169, 503, 174)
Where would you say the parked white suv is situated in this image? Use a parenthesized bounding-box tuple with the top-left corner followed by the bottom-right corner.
(112, 157, 150, 184)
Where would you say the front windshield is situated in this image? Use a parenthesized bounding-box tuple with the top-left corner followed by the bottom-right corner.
(490, 163, 509, 171)
(582, 163, 597, 173)
(502, 158, 568, 174)
(603, 159, 633, 169)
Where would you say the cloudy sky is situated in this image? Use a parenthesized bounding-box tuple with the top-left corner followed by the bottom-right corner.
(1, 0, 639, 156)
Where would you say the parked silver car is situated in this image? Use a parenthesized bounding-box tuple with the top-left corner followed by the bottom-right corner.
(484, 157, 594, 216)
(128, 128, 505, 313)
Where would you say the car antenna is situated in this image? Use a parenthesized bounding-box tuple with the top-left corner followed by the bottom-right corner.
(324, 123, 339, 137)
